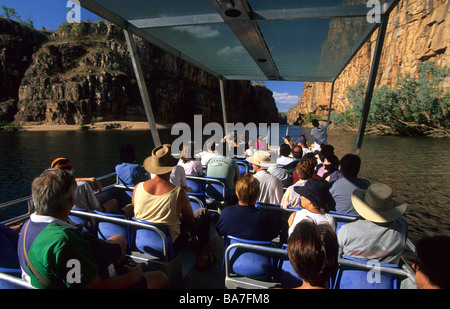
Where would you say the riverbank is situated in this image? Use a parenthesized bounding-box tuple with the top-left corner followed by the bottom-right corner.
(15, 121, 172, 131)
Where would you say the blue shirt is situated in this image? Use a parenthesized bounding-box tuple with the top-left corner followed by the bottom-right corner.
(329, 176, 371, 214)
(216, 205, 280, 241)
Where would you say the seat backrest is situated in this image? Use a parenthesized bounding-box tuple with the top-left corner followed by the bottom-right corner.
(225, 236, 274, 281)
(329, 211, 360, 233)
(93, 211, 130, 249)
(185, 175, 204, 193)
(334, 256, 399, 289)
(68, 207, 94, 233)
(131, 218, 175, 261)
(204, 176, 228, 201)
(235, 160, 249, 174)
(275, 244, 303, 288)
(188, 194, 205, 212)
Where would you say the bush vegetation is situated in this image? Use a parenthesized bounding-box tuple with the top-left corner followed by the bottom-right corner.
(331, 61, 449, 136)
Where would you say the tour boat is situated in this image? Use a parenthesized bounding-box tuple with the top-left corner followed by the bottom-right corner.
(0, 0, 419, 290)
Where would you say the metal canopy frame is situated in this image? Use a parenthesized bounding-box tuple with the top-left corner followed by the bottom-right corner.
(78, 0, 400, 154)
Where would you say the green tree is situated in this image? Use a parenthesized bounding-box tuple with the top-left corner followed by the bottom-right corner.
(0, 5, 34, 28)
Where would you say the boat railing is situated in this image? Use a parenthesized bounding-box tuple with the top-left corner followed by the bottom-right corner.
(0, 196, 34, 226)
(70, 209, 171, 263)
(224, 242, 415, 289)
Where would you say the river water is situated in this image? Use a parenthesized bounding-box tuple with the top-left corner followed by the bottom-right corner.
(1, 125, 449, 246)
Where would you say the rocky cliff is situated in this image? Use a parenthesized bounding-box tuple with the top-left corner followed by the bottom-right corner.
(287, 0, 449, 124)
(0, 18, 278, 126)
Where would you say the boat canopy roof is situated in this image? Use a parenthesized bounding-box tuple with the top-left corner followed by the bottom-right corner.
(78, 0, 399, 82)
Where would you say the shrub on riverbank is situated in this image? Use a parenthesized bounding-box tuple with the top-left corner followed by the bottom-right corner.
(0, 121, 22, 131)
(331, 61, 449, 136)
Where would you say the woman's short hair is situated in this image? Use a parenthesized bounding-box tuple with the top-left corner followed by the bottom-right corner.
(296, 158, 316, 180)
(287, 220, 338, 287)
(31, 168, 77, 216)
(235, 173, 260, 206)
(180, 141, 195, 163)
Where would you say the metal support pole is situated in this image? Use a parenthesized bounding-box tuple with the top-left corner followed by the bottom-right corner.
(327, 80, 335, 123)
(219, 79, 228, 134)
(124, 30, 161, 147)
(354, 14, 389, 156)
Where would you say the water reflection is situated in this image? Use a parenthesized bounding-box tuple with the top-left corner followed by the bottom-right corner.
(1, 127, 449, 244)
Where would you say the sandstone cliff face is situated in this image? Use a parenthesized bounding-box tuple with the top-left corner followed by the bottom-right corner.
(287, 0, 449, 124)
(0, 19, 277, 125)
(0, 18, 48, 121)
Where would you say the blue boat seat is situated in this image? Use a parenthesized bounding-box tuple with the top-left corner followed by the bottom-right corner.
(329, 211, 360, 233)
(225, 236, 274, 281)
(255, 201, 281, 208)
(186, 175, 204, 193)
(93, 210, 131, 250)
(131, 218, 177, 261)
(204, 176, 228, 202)
(188, 194, 205, 212)
(68, 207, 94, 233)
(333, 256, 399, 289)
(234, 160, 249, 174)
(275, 244, 303, 288)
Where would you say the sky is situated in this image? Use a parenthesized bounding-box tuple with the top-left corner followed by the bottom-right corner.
(0, 0, 303, 113)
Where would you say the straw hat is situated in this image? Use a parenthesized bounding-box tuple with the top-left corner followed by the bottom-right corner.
(351, 183, 407, 223)
(143, 145, 178, 175)
(246, 150, 276, 168)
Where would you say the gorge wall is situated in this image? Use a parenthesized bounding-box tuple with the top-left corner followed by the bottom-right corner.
(0, 18, 278, 126)
(287, 0, 449, 124)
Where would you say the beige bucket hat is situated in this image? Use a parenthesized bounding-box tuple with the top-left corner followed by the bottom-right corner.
(351, 183, 407, 223)
(246, 150, 276, 168)
(143, 144, 178, 175)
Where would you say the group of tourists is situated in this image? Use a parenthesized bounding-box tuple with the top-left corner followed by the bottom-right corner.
(2, 123, 449, 290)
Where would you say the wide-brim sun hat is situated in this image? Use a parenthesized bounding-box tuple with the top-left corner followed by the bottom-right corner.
(143, 144, 178, 175)
(246, 150, 276, 168)
(293, 178, 332, 210)
(351, 183, 407, 223)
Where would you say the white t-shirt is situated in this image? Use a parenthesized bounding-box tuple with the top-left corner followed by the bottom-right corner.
(288, 209, 336, 237)
(150, 165, 187, 187)
(254, 170, 283, 205)
(178, 159, 203, 176)
(277, 156, 294, 166)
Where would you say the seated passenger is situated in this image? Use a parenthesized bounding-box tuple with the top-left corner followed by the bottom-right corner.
(337, 183, 408, 264)
(287, 220, 338, 289)
(255, 135, 267, 150)
(414, 235, 450, 289)
(116, 144, 147, 186)
(277, 144, 294, 166)
(198, 141, 218, 166)
(321, 154, 342, 185)
(315, 144, 335, 177)
(206, 152, 240, 202)
(281, 158, 316, 209)
(51, 158, 119, 214)
(329, 154, 370, 214)
(115, 144, 148, 194)
(0, 223, 20, 269)
(18, 168, 167, 289)
(216, 174, 281, 241)
(281, 145, 303, 173)
(246, 150, 283, 205)
(287, 178, 336, 237)
(245, 139, 256, 157)
(133, 145, 215, 270)
(178, 141, 203, 176)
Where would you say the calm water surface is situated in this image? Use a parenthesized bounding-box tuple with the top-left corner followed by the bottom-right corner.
(1, 125, 449, 245)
